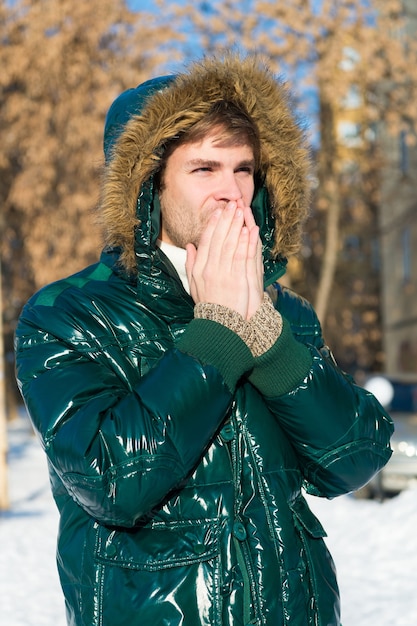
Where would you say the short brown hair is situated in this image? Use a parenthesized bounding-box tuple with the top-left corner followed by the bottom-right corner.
(157, 100, 260, 188)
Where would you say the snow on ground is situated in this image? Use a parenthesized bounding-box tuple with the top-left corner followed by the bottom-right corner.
(1, 413, 417, 626)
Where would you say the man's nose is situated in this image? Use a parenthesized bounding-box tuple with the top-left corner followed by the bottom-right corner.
(213, 173, 242, 203)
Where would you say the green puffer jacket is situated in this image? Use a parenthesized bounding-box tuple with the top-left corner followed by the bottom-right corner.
(15, 56, 393, 626)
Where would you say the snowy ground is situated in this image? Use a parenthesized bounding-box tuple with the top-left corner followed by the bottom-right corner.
(1, 414, 417, 626)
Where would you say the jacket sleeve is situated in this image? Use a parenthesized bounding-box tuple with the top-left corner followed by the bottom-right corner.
(247, 286, 394, 498)
(15, 300, 253, 528)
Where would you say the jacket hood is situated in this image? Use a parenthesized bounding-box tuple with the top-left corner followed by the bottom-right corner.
(99, 54, 311, 281)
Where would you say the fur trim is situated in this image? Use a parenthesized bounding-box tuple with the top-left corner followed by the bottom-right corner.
(99, 54, 311, 275)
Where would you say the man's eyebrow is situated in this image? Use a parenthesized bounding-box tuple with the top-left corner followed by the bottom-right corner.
(185, 158, 255, 169)
(237, 159, 256, 169)
(185, 159, 221, 169)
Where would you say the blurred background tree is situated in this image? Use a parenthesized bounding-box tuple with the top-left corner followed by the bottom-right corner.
(1, 0, 417, 417)
(0, 0, 181, 417)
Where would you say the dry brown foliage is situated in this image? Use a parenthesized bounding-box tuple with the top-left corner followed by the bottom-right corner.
(0, 0, 182, 413)
(0, 0, 181, 331)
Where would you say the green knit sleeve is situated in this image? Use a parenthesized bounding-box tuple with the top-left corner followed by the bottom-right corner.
(248, 317, 313, 397)
(177, 318, 254, 392)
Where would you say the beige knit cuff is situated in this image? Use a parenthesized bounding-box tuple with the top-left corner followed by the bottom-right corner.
(194, 302, 248, 344)
(248, 293, 283, 357)
(194, 293, 283, 357)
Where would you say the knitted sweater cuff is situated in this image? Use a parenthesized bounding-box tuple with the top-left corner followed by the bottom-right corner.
(194, 301, 247, 341)
(247, 293, 283, 357)
(248, 318, 313, 397)
(194, 294, 283, 357)
(177, 318, 254, 392)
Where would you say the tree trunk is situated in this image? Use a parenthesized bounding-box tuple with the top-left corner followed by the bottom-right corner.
(0, 260, 9, 511)
(314, 94, 341, 327)
(314, 185, 341, 322)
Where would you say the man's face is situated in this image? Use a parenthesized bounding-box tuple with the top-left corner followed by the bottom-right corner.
(158, 129, 256, 249)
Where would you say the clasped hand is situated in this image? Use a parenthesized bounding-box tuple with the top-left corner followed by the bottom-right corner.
(185, 200, 264, 321)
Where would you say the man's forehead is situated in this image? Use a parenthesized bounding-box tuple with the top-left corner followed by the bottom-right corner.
(175, 129, 255, 155)
(172, 140, 255, 167)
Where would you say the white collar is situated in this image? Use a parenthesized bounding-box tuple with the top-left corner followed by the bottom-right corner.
(157, 240, 190, 294)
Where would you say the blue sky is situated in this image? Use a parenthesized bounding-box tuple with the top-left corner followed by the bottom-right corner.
(128, 0, 164, 11)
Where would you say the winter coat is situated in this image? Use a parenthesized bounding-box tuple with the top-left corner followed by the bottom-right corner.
(15, 55, 393, 626)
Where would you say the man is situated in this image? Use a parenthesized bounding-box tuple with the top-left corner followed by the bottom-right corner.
(15, 55, 393, 626)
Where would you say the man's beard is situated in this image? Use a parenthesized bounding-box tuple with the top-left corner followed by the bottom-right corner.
(159, 202, 221, 250)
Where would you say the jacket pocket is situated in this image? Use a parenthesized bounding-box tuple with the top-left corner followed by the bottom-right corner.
(289, 495, 327, 538)
(93, 518, 222, 626)
(289, 496, 341, 626)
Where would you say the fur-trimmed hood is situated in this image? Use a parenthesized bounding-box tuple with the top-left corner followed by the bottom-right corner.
(99, 54, 311, 283)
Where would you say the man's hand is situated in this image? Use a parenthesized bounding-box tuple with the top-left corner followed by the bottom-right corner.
(186, 200, 264, 320)
(242, 203, 264, 319)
